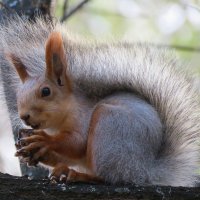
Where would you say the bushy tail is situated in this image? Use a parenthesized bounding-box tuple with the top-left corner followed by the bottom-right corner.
(72, 44, 200, 186)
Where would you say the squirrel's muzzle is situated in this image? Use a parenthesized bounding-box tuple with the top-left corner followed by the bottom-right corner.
(20, 114, 40, 129)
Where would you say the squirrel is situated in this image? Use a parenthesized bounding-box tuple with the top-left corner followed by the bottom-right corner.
(0, 16, 200, 186)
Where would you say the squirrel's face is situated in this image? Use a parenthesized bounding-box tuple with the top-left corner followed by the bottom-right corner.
(17, 75, 73, 130)
(7, 32, 73, 130)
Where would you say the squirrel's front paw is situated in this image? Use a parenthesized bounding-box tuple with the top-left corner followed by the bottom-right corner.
(15, 129, 52, 166)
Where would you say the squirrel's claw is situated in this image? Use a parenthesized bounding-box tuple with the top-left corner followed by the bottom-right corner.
(49, 164, 72, 183)
(59, 174, 67, 182)
(17, 138, 27, 146)
(50, 176, 58, 184)
(15, 148, 31, 157)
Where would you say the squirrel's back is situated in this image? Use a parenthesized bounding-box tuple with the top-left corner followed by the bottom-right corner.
(0, 16, 200, 186)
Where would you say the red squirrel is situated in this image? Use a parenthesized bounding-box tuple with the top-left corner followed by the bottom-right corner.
(2, 17, 200, 186)
(12, 33, 103, 183)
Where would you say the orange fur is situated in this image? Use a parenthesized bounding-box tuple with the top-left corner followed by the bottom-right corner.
(50, 163, 103, 183)
(51, 132, 86, 159)
(86, 105, 105, 171)
(45, 32, 63, 78)
(45, 32, 72, 92)
(6, 54, 30, 83)
(67, 170, 103, 183)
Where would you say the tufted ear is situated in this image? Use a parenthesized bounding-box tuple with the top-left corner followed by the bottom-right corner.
(45, 31, 72, 92)
(6, 54, 30, 83)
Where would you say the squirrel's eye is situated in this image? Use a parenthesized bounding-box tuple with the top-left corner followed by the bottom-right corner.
(41, 87, 51, 97)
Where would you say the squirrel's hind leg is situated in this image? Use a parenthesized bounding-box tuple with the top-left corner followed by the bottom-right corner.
(86, 98, 163, 185)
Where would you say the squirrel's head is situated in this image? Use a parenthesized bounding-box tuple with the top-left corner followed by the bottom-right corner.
(7, 32, 74, 130)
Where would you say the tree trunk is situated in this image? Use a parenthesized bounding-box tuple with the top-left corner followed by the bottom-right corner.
(0, 0, 53, 178)
(0, 0, 53, 21)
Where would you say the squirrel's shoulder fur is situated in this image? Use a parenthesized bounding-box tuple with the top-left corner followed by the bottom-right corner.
(0, 16, 200, 186)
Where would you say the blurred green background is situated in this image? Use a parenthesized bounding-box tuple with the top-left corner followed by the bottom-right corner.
(56, 0, 200, 74)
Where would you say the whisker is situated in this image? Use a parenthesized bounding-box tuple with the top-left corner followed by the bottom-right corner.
(42, 109, 61, 113)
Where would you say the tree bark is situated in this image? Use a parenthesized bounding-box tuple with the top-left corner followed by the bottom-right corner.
(0, 0, 53, 21)
(0, 0, 53, 178)
(0, 172, 199, 200)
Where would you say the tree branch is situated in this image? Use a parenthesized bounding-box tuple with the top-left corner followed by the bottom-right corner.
(152, 43, 200, 52)
(0, 172, 200, 200)
(61, 0, 90, 22)
(0, 2, 9, 10)
(61, 0, 69, 21)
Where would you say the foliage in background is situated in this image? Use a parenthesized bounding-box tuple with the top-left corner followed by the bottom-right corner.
(56, 0, 200, 74)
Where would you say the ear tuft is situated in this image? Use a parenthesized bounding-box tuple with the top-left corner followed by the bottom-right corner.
(45, 32, 65, 78)
(45, 31, 72, 92)
(6, 54, 30, 83)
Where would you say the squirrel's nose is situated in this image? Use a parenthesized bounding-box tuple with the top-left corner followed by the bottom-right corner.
(20, 114, 30, 121)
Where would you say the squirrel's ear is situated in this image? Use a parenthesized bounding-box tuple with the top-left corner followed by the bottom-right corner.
(45, 32, 72, 91)
(6, 54, 30, 83)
